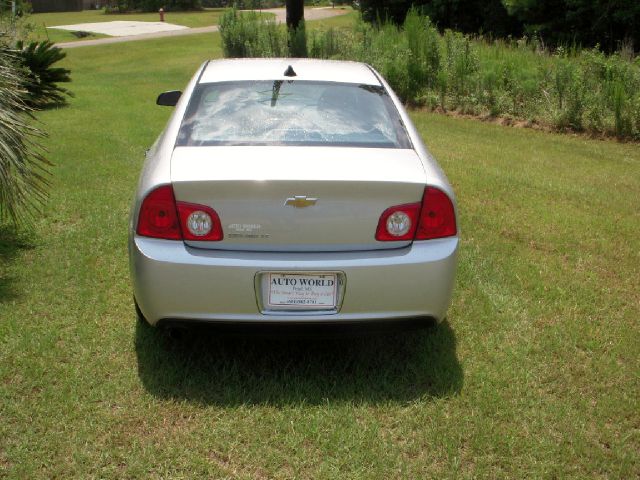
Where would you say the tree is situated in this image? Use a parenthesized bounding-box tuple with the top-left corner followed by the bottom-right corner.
(285, 0, 303, 30)
(359, 0, 639, 51)
(360, 0, 521, 37)
(505, 0, 640, 52)
(285, 0, 306, 57)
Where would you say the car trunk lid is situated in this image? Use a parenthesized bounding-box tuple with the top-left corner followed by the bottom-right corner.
(170, 146, 426, 252)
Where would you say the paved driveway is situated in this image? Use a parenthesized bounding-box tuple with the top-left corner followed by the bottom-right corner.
(51, 20, 188, 37)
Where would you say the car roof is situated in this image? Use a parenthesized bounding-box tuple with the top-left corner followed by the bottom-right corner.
(198, 58, 382, 86)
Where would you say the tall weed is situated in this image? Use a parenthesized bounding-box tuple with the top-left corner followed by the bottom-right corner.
(219, 8, 287, 58)
(405, 10, 440, 91)
(553, 58, 585, 129)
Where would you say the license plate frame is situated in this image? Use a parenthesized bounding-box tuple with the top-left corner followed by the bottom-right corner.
(267, 272, 338, 309)
(255, 271, 345, 314)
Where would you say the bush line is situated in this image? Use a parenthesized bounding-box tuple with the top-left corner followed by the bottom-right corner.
(219, 8, 640, 140)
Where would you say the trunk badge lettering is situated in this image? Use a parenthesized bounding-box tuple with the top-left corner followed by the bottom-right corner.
(285, 196, 318, 208)
(228, 223, 261, 233)
(227, 223, 269, 239)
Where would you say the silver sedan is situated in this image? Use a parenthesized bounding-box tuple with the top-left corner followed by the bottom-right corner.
(129, 59, 458, 327)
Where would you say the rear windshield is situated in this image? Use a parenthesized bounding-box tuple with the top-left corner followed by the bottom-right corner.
(176, 80, 411, 148)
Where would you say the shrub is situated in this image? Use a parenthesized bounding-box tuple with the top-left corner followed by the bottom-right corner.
(15, 40, 72, 109)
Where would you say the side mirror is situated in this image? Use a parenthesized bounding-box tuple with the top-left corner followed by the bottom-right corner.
(156, 90, 182, 106)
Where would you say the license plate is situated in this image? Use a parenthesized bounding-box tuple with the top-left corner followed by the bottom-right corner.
(267, 273, 338, 309)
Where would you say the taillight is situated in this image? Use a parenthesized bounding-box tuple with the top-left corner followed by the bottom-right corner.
(376, 187, 456, 242)
(136, 185, 182, 240)
(415, 187, 457, 240)
(137, 185, 223, 241)
(177, 202, 223, 241)
(375, 202, 421, 241)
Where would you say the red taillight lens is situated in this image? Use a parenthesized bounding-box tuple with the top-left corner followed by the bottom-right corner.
(136, 185, 182, 240)
(137, 185, 223, 241)
(376, 187, 456, 242)
(177, 202, 223, 241)
(415, 187, 457, 240)
(375, 202, 421, 241)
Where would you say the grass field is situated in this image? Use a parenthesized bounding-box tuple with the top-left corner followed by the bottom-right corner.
(0, 29, 639, 478)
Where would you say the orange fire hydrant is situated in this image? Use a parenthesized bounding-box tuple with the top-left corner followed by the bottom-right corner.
(159, 7, 165, 22)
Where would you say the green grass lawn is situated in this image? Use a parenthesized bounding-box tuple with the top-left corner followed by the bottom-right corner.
(1, 31, 639, 478)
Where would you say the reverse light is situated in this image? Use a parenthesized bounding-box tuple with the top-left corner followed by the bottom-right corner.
(137, 185, 223, 241)
(387, 211, 412, 236)
(177, 202, 223, 241)
(375, 203, 420, 241)
(186, 211, 212, 237)
(376, 187, 456, 242)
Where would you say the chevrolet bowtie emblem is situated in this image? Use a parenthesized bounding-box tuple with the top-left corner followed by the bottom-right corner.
(284, 195, 318, 208)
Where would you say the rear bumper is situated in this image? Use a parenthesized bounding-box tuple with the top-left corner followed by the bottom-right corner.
(129, 236, 458, 326)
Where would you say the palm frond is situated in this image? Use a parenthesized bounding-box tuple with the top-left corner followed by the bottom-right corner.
(15, 40, 73, 109)
(0, 46, 51, 226)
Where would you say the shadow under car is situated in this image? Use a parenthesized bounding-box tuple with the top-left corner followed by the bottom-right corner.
(135, 318, 463, 406)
